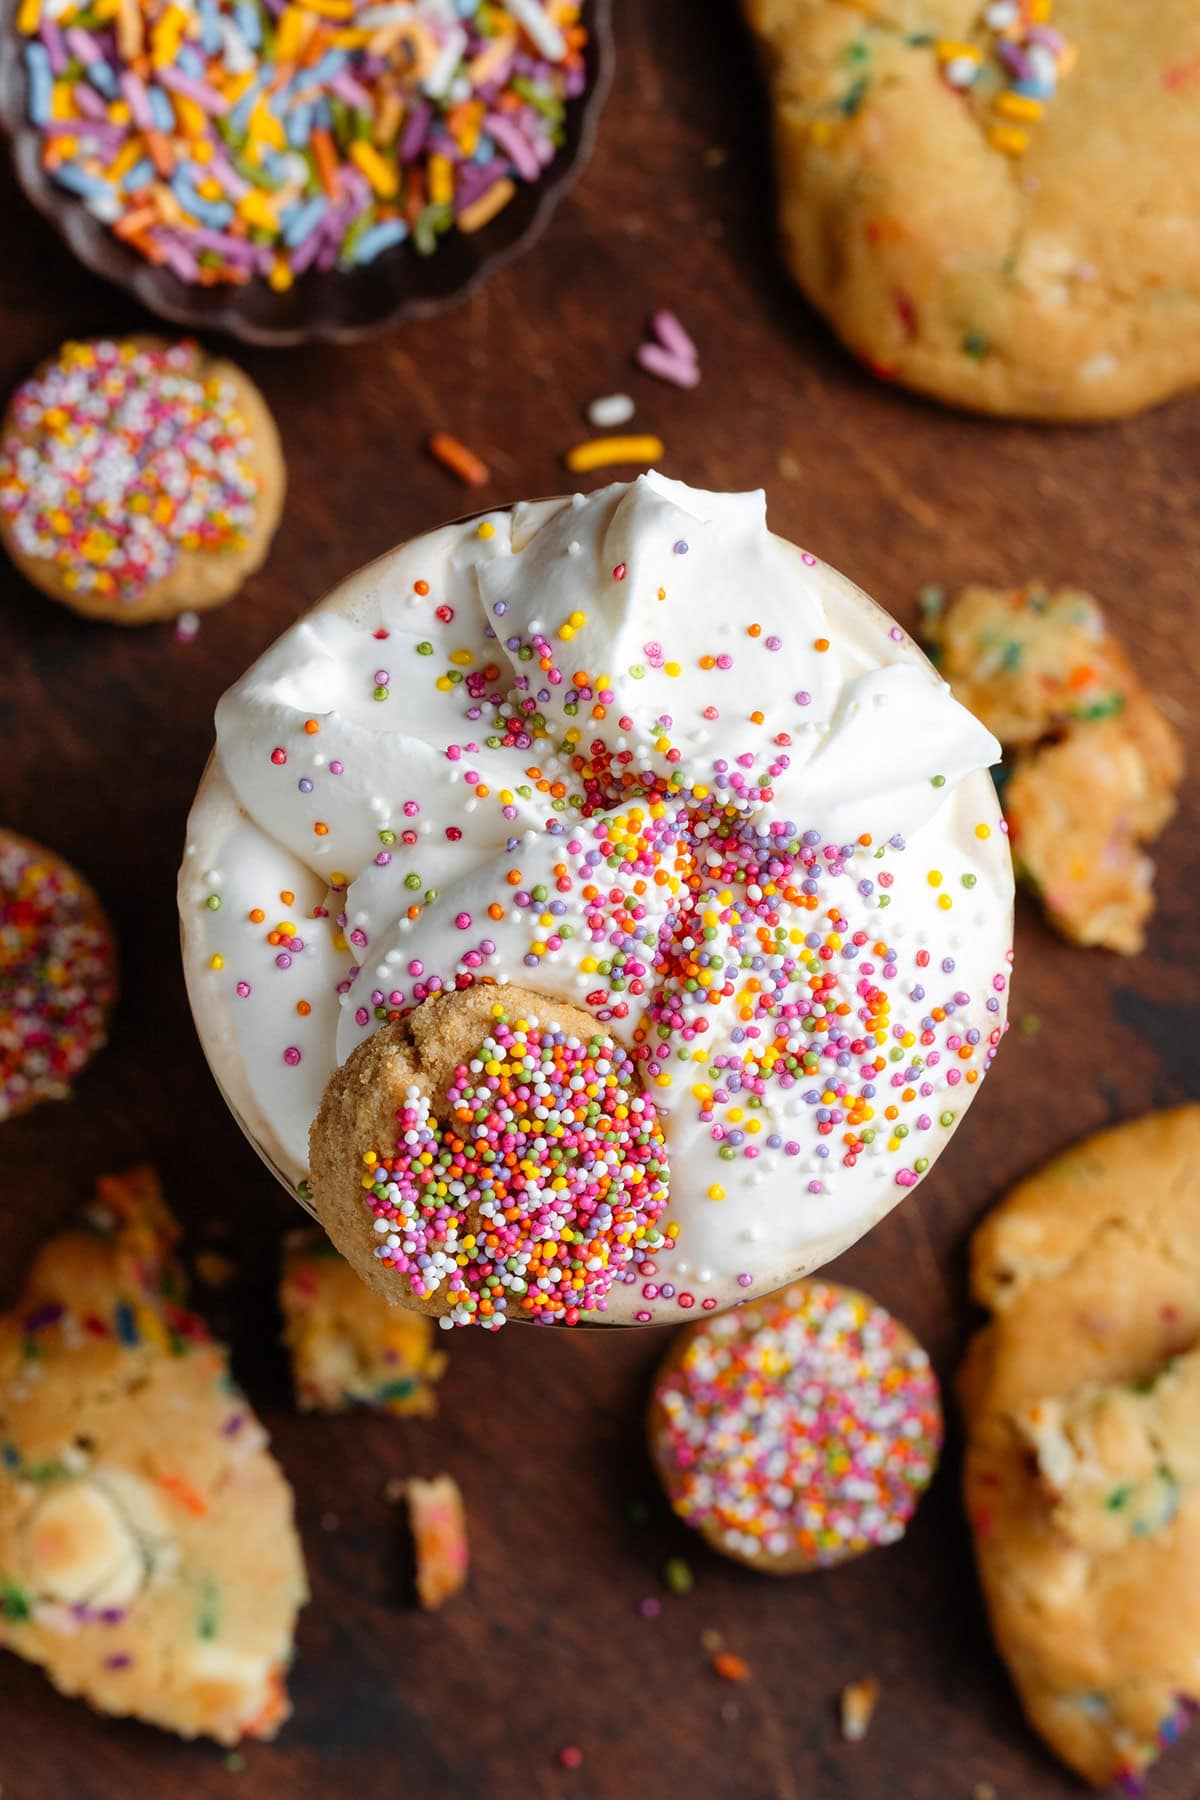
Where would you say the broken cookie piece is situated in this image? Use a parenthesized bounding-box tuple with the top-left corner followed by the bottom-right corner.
(925, 582, 1182, 953)
(405, 1475, 468, 1612)
(280, 1228, 446, 1415)
(0, 1168, 307, 1744)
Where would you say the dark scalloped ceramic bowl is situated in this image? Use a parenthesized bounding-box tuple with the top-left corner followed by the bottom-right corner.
(0, 0, 612, 345)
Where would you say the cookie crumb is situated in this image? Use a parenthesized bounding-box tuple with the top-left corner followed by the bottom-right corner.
(700, 1626, 724, 1653)
(194, 1251, 236, 1288)
(972, 1783, 998, 1800)
(406, 1474, 468, 1610)
(840, 1676, 880, 1742)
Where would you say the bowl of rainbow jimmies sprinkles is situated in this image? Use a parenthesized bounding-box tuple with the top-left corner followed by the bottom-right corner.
(0, 0, 611, 343)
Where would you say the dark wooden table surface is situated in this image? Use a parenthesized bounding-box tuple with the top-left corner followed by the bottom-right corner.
(1, 2, 1198, 1795)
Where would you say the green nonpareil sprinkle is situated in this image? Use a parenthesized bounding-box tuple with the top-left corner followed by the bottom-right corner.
(664, 1557, 694, 1596)
(962, 329, 989, 360)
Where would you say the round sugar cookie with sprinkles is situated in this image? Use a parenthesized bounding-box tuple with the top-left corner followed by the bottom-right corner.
(648, 1280, 943, 1573)
(0, 829, 117, 1122)
(0, 336, 284, 624)
(310, 982, 671, 1329)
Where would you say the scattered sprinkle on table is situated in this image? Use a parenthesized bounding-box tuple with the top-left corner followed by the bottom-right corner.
(428, 430, 490, 487)
(564, 432, 665, 473)
(712, 1650, 750, 1684)
(586, 391, 635, 429)
(636, 308, 700, 388)
(18, 0, 591, 288)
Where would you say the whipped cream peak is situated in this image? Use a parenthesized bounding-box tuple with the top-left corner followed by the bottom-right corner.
(182, 479, 1014, 1324)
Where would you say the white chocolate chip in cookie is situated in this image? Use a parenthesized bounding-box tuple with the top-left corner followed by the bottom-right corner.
(25, 1481, 148, 1609)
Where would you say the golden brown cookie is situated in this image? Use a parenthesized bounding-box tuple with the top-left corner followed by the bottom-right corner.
(742, 0, 1200, 420)
(0, 336, 284, 624)
(647, 1280, 942, 1575)
(280, 1228, 446, 1414)
(0, 828, 118, 1121)
(0, 1168, 307, 1744)
(959, 1107, 1200, 1789)
(925, 581, 1183, 952)
(309, 982, 671, 1330)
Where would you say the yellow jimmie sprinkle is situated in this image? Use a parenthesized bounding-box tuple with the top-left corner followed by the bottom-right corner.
(994, 91, 1044, 122)
(565, 435, 665, 474)
(349, 139, 398, 198)
(987, 122, 1031, 156)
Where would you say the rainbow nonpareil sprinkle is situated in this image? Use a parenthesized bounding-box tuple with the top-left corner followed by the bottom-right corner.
(654, 1283, 942, 1566)
(0, 835, 117, 1120)
(17, 0, 588, 288)
(0, 339, 258, 602)
(361, 1008, 670, 1328)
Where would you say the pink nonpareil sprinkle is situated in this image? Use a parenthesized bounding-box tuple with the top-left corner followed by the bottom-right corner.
(637, 342, 701, 389)
(174, 610, 200, 643)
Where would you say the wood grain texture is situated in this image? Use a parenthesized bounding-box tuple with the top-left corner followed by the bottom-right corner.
(0, 1, 1197, 1794)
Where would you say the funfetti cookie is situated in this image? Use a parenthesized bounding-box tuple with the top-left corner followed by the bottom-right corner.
(181, 474, 1015, 1326)
(742, 0, 1200, 420)
(925, 581, 1183, 953)
(280, 1228, 446, 1412)
(0, 829, 117, 1122)
(0, 337, 284, 625)
(959, 1108, 1200, 1790)
(0, 1168, 307, 1745)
